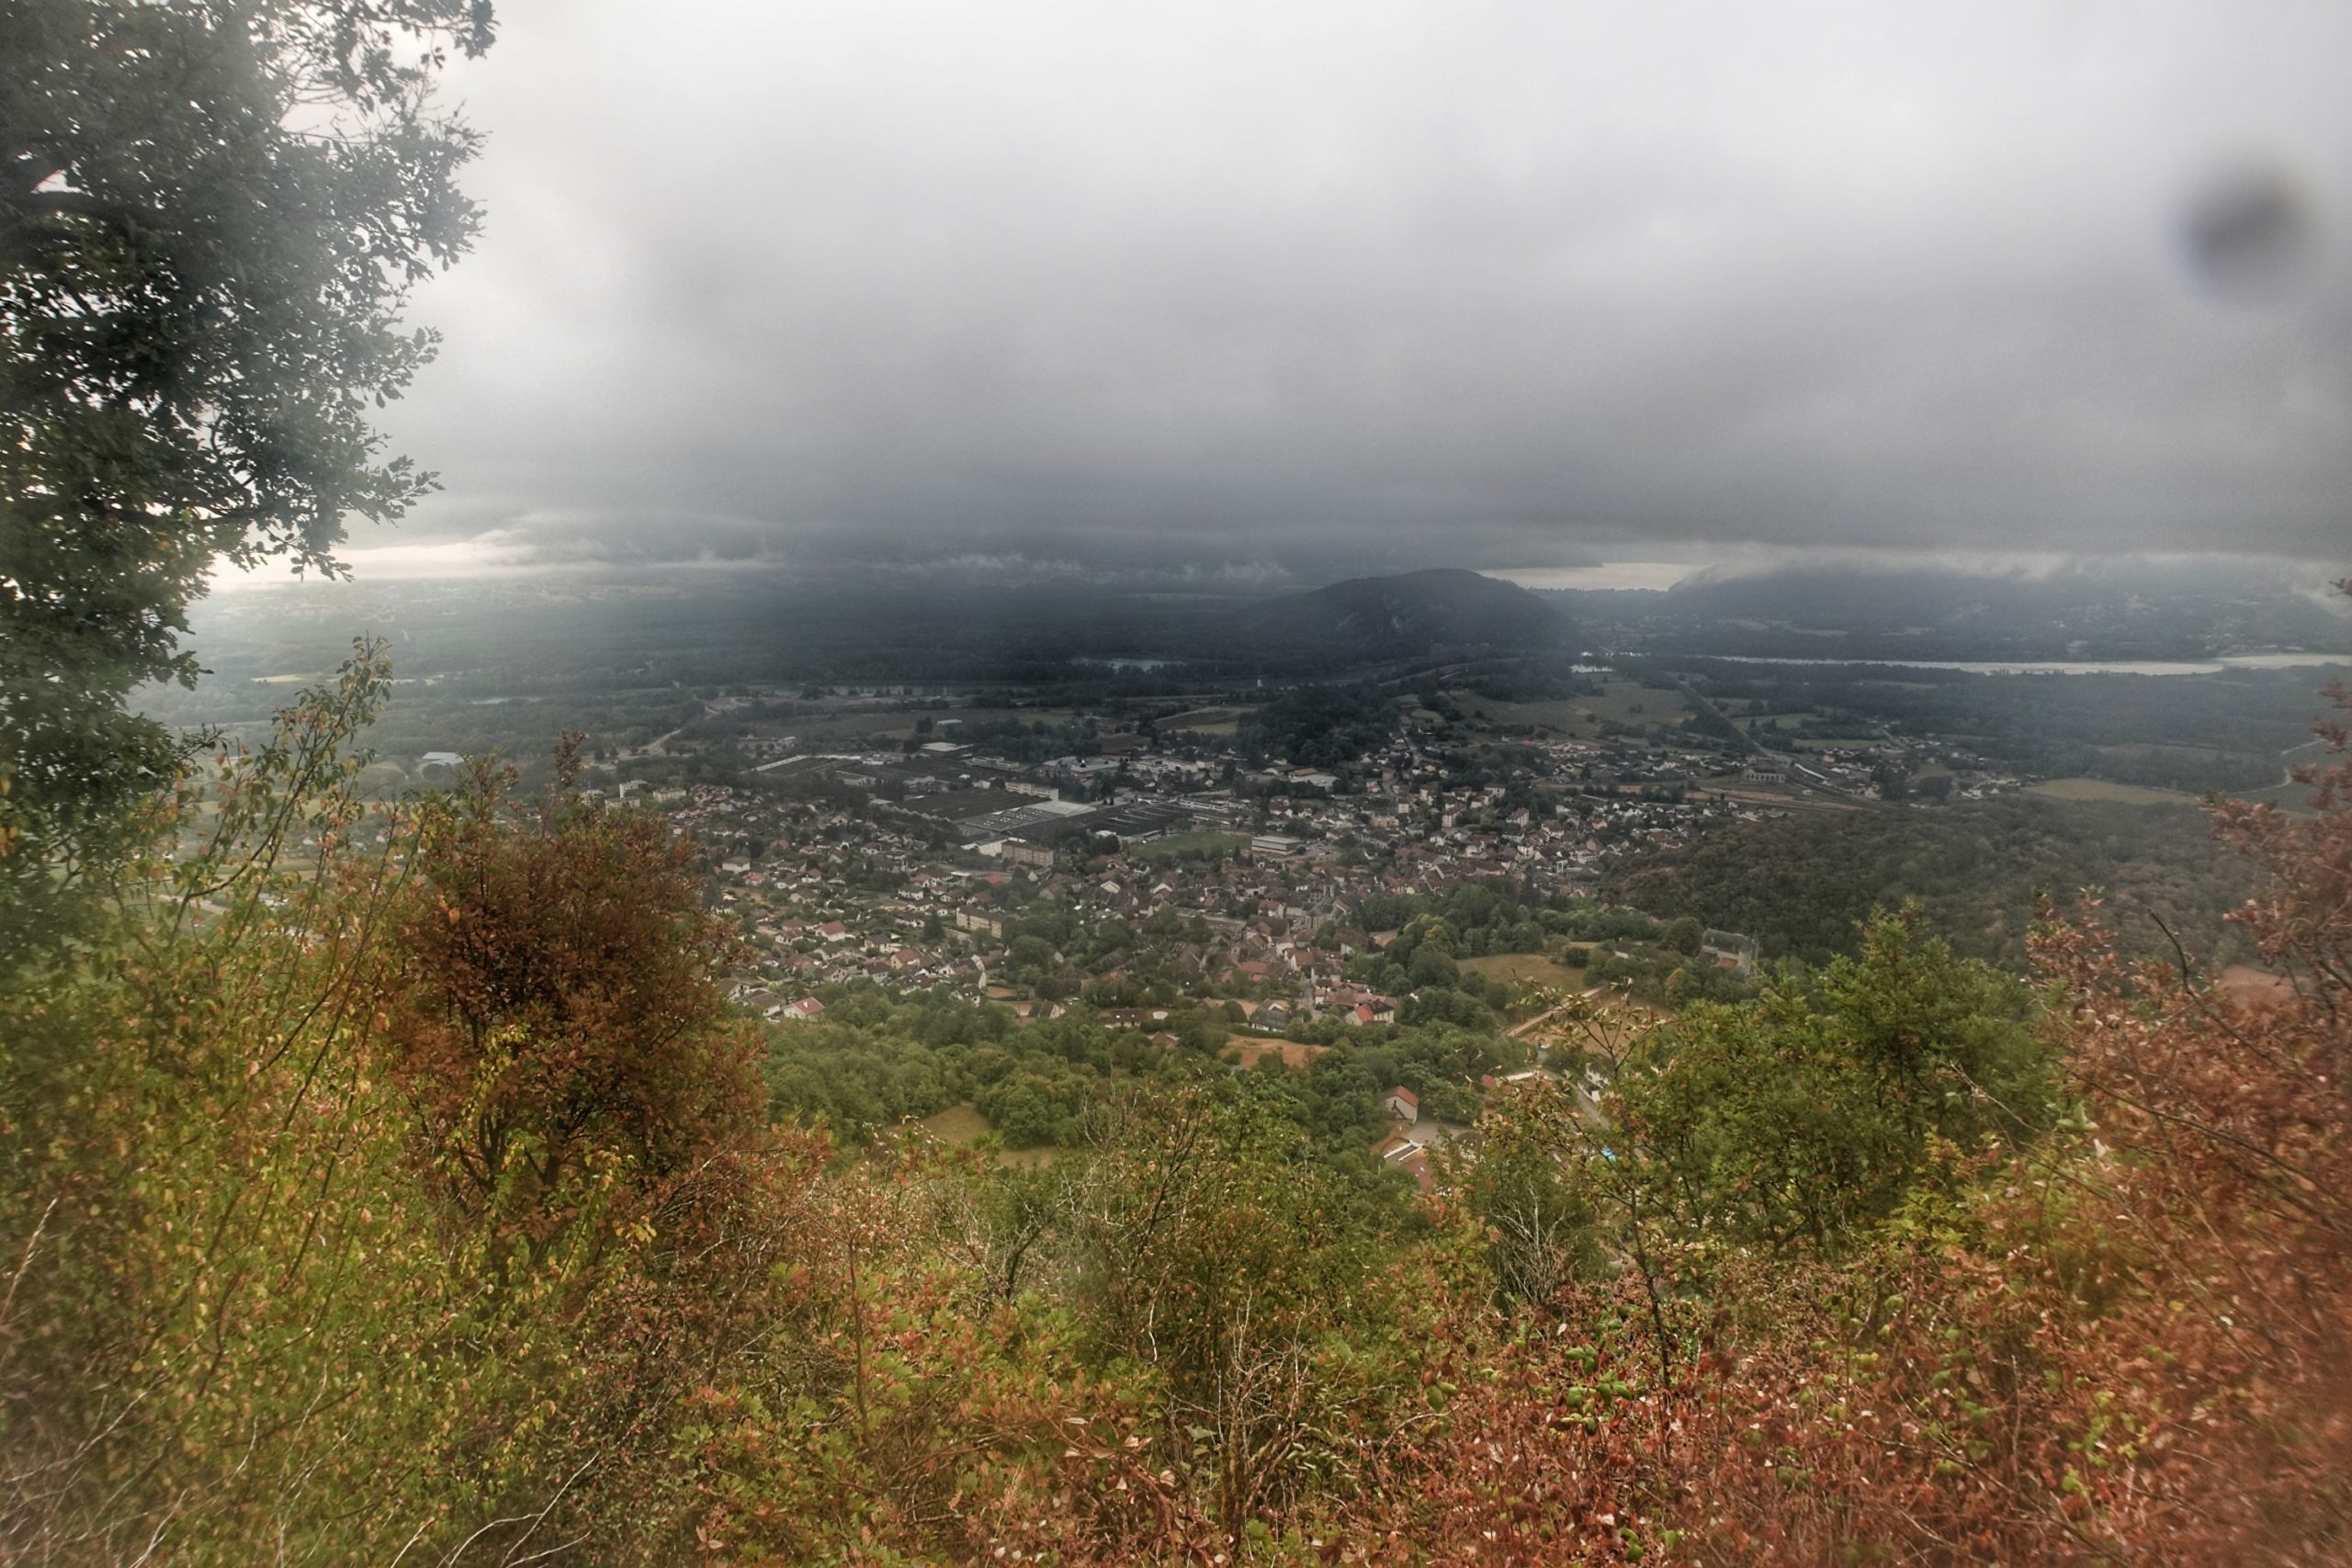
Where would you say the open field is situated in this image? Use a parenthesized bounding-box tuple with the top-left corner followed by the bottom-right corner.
(743, 705, 1080, 743)
(1450, 680, 1695, 739)
(918, 1102, 1060, 1167)
(1225, 1035, 1330, 1071)
(1698, 784, 1874, 814)
(1459, 953, 1586, 990)
(1784, 734, 1893, 752)
(918, 1103, 991, 1143)
(1136, 829, 1250, 860)
(2030, 777, 2201, 807)
(743, 712, 917, 741)
(1160, 705, 1254, 736)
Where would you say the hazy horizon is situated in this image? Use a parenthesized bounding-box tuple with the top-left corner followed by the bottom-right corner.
(308, 0, 2352, 582)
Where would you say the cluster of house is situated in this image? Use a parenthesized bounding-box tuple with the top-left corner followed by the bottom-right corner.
(1736, 739, 2027, 804)
(611, 708, 1804, 1196)
(625, 688, 1815, 1025)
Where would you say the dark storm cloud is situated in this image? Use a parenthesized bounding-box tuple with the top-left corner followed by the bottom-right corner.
(366, 0, 2352, 575)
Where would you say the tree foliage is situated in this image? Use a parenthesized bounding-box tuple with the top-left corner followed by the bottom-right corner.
(0, 0, 492, 949)
(7, 650, 2352, 1561)
(383, 741, 765, 1257)
(1606, 792, 2254, 968)
(1616, 909, 2052, 1254)
(0, 649, 822, 1562)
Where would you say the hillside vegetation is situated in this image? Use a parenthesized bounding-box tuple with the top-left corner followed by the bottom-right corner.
(16, 7, 2352, 1561)
(1604, 793, 2253, 969)
(5, 649, 2350, 1565)
(1228, 568, 1570, 660)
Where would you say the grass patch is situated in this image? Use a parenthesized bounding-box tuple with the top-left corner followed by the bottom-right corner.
(1226, 1036, 1329, 1072)
(1451, 680, 1694, 739)
(2029, 777, 2201, 807)
(918, 1102, 1063, 1168)
(1781, 730, 1895, 751)
(1160, 705, 1255, 735)
(918, 1103, 992, 1144)
(745, 705, 1079, 743)
(1136, 829, 1250, 860)
(1459, 953, 1587, 990)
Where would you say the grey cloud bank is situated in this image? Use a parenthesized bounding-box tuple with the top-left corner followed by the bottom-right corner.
(366, 0, 2352, 575)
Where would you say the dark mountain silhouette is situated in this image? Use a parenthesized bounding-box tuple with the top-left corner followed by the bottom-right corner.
(1226, 568, 1570, 660)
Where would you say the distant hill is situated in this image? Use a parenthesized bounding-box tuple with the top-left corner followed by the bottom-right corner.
(1579, 561, 2352, 663)
(1226, 569, 1569, 660)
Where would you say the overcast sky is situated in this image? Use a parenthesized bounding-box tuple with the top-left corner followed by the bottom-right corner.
(352, 0, 2352, 580)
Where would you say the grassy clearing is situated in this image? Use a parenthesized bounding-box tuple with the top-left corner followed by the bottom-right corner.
(1136, 829, 1250, 860)
(1160, 705, 1254, 736)
(2030, 777, 2201, 807)
(918, 1103, 991, 1143)
(1225, 1036, 1329, 1071)
(1785, 733, 1894, 751)
(1707, 783, 1874, 813)
(743, 712, 910, 741)
(1459, 953, 1586, 990)
(744, 705, 1079, 742)
(917, 1102, 1061, 1167)
(1452, 680, 1694, 739)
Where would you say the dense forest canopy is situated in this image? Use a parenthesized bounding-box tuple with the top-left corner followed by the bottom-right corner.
(1605, 792, 2256, 968)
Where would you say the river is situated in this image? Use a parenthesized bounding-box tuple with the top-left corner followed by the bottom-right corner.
(1702, 652, 2352, 678)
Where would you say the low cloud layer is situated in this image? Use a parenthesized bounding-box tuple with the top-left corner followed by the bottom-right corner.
(367, 0, 2352, 574)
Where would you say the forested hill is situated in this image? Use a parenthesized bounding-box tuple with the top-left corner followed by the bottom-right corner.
(1584, 560, 2352, 662)
(1227, 568, 1570, 659)
(1603, 794, 2253, 969)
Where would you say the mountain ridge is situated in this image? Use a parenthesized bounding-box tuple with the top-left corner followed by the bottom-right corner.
(1225, 567, 1570, 660)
